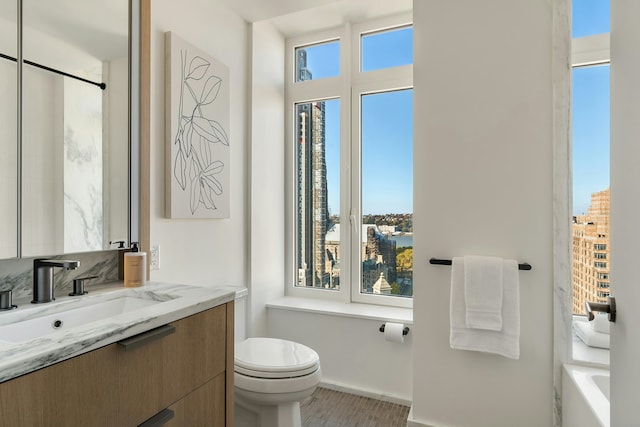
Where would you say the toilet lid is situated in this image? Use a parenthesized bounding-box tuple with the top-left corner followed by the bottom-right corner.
(235, 337, 320, 379)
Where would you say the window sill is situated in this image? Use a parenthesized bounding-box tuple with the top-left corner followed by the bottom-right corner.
(266, 296, 413, 324)
(572, 318, 609, 367)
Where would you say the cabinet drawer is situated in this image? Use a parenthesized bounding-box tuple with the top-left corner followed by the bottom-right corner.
(0, 344, 120, 427)
(118, 324, 165, 425)
(162, 303, 227, 406)
(119, 304, 227, 425)
(165, 373, 226, 426)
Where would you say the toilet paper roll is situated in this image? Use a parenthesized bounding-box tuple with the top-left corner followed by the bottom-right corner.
(384, 322, 405, 343)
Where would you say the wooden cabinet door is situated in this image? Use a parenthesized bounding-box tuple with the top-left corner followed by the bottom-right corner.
(161, 303, 227, 407)
(165, 373, 226, 427)
(0, 344, 119, 427)
(117, 329, 165, 426)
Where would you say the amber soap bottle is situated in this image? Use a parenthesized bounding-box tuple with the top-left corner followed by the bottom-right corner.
(124, 242, 146, 287)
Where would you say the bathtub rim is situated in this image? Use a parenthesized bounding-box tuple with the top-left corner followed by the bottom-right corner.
(563, 363, 610, 427)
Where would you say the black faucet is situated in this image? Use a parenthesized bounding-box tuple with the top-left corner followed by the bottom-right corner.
(32, 259, 80, 304)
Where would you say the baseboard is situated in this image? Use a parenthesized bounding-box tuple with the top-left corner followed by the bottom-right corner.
(407, 406, 436, 427)
(318, 380, 412, 407)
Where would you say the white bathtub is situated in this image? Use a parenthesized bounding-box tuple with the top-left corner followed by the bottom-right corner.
(562, 364, 610, 427)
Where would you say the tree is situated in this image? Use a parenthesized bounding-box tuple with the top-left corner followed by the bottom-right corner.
(396, 248, 413, 272)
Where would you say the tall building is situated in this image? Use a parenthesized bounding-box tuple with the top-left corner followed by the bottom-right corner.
(572, 188, 610, 315)
(296, 49, 329, 288)
(362, 225, 397, 291)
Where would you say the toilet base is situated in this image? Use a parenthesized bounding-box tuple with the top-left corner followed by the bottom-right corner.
(235, 397, 302, 427)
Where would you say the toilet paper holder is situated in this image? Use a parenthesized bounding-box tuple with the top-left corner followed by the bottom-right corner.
(379, 324, 410, 336)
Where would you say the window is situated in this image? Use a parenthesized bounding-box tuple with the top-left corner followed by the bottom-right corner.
(294, 41, 340, 82)
(361, 26, 413, 72)
(571, 0, 610, 315)
(286, 17, 413, 308)
(572, 0, 609, 38)
(360, 89, 413, 298)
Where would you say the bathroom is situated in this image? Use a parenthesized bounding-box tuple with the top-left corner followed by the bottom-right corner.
(0, 0, 638, 426)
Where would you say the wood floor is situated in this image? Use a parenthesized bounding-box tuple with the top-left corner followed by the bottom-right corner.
(300, 387, 410, 427)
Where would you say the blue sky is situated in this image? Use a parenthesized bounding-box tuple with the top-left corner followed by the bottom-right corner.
(572, 0, 610, 215)
(302, 5, 611, 217)
(301, 27, 413, 215)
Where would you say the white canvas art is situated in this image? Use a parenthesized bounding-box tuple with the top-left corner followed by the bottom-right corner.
(165, 32, 230, 218)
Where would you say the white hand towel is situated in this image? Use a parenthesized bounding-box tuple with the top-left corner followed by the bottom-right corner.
(574, 321, 610, 349)
(464, 255, 503, 331)
(591, 313, 610, 334)
(450, 257, 520, 359)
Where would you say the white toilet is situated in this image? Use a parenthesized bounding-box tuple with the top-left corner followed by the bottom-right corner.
(234, 337, 321, 427)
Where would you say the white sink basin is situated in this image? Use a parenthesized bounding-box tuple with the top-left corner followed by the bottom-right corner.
(0, 291, 176, 343)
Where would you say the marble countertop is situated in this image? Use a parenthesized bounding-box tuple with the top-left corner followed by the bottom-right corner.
(0, 281, 243, 384)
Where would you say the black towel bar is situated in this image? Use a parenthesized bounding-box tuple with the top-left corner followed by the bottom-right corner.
(429, 258, 532, 271)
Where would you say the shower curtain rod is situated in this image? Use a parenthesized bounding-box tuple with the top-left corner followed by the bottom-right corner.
(0, 52, 106, 90)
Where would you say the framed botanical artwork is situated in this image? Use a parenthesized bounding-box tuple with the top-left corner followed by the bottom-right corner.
(165, 31, 230, 218)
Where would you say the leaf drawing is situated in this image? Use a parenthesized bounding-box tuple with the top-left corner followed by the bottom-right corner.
(192, 116, 229, 145)
(200, 76, 222, 105)
(172, 43, 229, 216)
(187, 56, 210, 80)
(174, 150, 187, 190)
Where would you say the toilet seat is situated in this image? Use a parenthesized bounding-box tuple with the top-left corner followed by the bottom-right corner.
(235, 337, 320, 379)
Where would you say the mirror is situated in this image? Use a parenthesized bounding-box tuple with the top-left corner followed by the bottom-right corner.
(0, 1, 18, 259)
(0, 0, 133, 258)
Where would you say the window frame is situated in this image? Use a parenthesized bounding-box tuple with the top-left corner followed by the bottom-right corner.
(285, 14, 413, 308)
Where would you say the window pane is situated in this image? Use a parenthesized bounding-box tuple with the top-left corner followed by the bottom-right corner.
(361, 26, 413, 72)
(572, 64, 610, 315)
(361, 89, 413, 298)
(295, 99, 340, 289)
(295, 41, 340, 82)
(572, 0, 610, 38)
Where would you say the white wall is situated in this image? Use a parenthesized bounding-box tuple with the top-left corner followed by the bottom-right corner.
(248, 20, 286, 337)
(610, 1, 640, 424)
(149, 0, 249, 287)
(411, 1, 554, 426)
(268, 307, 413, 404)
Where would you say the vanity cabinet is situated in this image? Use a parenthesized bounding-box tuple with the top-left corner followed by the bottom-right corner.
(0, 302, 234, 427)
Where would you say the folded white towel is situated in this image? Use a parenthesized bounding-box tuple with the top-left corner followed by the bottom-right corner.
(450, 257, 520, 359)
(592, 313, 610, 334)
(574, 321, 610, 349)
(464, 255, 503, 331)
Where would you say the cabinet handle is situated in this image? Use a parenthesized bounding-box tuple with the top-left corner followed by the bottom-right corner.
(118, 324, 176, 351)
(138, 409, 175, 427)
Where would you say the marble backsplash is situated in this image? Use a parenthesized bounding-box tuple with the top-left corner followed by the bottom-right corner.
(0, 250, 120, 302)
